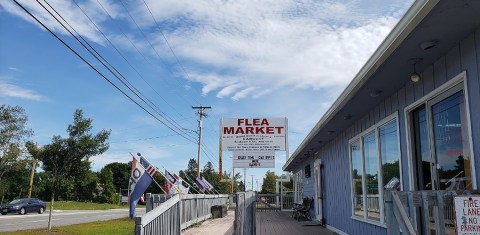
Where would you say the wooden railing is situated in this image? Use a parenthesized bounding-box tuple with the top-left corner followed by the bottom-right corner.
(385, 190, 477, 235)
(234, 191, 256, 235)
(135, 194, 229, 235)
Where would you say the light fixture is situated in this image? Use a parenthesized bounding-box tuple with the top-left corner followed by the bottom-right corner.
(410, 72, 421, 83)
(410, 58, 422, 83)
(369, 90, 382, 97)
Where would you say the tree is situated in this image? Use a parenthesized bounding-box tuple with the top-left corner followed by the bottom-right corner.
(39, 109, 110, 230)
(0, 105, 32, 181)
(98, 168, 116, 203)
(261, 171, 277, 194)
(102, 162, 131, 191)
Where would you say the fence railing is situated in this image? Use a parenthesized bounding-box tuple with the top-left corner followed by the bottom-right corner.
(234, 191, 256, 235)
(256, 194, 281, 211)
(135, 194, 228, 235)
(385, 190, 477, 235)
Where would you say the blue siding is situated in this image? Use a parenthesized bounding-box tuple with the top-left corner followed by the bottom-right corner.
(290, 27, 480, 234)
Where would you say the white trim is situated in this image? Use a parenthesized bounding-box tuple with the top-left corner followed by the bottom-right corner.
(326, 224, 350, 235)
(404, 71, 476, 190)
(463, 73, 477, 189)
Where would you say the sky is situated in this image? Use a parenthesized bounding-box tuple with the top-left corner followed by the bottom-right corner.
(0, 0, 413, 190)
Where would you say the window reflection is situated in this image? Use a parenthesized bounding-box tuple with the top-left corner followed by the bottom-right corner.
(432, 91, 472, 190)
(380, 120, 400, 190)
(363, 132, 380, 221)
(351, 140, 363, 217)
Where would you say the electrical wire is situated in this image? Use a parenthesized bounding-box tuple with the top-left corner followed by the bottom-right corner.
(12, 0, 197, 144)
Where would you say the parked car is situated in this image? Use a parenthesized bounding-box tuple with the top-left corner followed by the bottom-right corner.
(0, 198, 46, 215)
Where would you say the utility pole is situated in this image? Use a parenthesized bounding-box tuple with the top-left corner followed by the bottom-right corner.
(251, 175, 254, 191)
(244, 168, 246, 191)
(192, 106, 211, 178)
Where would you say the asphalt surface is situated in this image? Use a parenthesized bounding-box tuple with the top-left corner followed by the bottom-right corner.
(0, 208, 145, 232)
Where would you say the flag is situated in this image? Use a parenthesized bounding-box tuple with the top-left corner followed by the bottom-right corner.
(128, 156, 157, 218)
(174, 174, 190, 194)
(165, 170, 179, 194)
(202, 177, 214, 191)
(195, 177, 207, 192)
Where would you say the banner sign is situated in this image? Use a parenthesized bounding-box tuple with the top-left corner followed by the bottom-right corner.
(454, 195, 480, 234)
(221, 118, 287, 152)
(233, 151, 275, 168)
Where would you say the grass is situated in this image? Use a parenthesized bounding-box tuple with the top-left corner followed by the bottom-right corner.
(0, 218, 134, 235)
(45, 201, 137, 210)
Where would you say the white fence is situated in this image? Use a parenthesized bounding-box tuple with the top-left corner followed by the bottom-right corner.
(135, 194, 229, 235)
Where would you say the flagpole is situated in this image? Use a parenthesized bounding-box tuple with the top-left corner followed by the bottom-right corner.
(130, 153, 167, 194)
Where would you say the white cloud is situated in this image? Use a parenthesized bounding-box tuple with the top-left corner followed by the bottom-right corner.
(1, 0, 412, 101)
(0, 78, 45, 101)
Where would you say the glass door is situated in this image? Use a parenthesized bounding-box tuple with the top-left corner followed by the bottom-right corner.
(428, 85, 472, 190)
(411, 82, 473, 190)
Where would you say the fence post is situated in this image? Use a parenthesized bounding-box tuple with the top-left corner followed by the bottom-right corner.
(146, 193, 152, 212)
(385, 190, 400, 235)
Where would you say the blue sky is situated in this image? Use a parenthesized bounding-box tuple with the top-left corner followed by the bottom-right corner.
(0, 0, 412, 189)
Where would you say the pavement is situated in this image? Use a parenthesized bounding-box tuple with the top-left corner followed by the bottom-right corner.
(0, 208, 145, 232)
(182, 212, 234, 235)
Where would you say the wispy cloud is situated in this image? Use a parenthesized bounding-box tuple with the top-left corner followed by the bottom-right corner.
(8, 67, 22, 72)
(0, 77, 45, 101)
(0, 0, 413, 102)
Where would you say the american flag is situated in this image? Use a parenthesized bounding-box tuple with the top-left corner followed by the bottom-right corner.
(140, 157, 157, 177)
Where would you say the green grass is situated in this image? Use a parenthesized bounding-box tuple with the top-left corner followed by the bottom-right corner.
(45, 201, 129, 210)
(0, 218, 134, 235)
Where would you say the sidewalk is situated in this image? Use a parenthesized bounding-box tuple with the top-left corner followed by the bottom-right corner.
(182, 212, 234, 235)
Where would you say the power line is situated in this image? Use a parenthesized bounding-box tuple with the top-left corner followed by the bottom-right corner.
(71, 0, 198, 141)
(13, 0, 197, 144)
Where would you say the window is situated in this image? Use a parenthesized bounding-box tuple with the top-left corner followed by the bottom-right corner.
(293, 171, 303, 203)
(305, 164, 311, 178)
(350, 115, 400, 223)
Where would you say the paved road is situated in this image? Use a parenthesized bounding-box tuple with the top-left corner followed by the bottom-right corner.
(0, 208, 145, 232)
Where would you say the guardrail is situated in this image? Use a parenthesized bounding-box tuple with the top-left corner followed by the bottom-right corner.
(234, 191, 256, 235)
(385, 190, 478, 235)
(135, 194, 228, 235)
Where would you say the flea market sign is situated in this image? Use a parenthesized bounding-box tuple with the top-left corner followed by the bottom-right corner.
(455, 195, 480, 234)
(220, 118, 287, 168)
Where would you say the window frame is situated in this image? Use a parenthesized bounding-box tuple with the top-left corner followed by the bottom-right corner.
(349, 112, 401, 225)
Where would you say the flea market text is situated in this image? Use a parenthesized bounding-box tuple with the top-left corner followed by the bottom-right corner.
(223, 119, 285, 135)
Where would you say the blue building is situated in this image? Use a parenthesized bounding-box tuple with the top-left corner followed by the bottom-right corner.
(283, 0, 480, 234)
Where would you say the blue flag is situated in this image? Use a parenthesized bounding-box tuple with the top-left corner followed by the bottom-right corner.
(128, 156, 156, 218)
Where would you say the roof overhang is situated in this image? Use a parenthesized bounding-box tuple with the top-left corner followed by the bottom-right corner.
(284, 0, 480, 171)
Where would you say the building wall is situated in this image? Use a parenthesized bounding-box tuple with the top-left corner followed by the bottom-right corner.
(309, 28, 480, 234)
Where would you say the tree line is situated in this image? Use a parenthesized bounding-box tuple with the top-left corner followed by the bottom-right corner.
(0, 105, 253, 205)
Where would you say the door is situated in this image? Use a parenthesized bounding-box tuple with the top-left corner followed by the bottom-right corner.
(314, 162, 323, 222)
(412, 83, 473, 191)
(411, 83, 473, 234)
